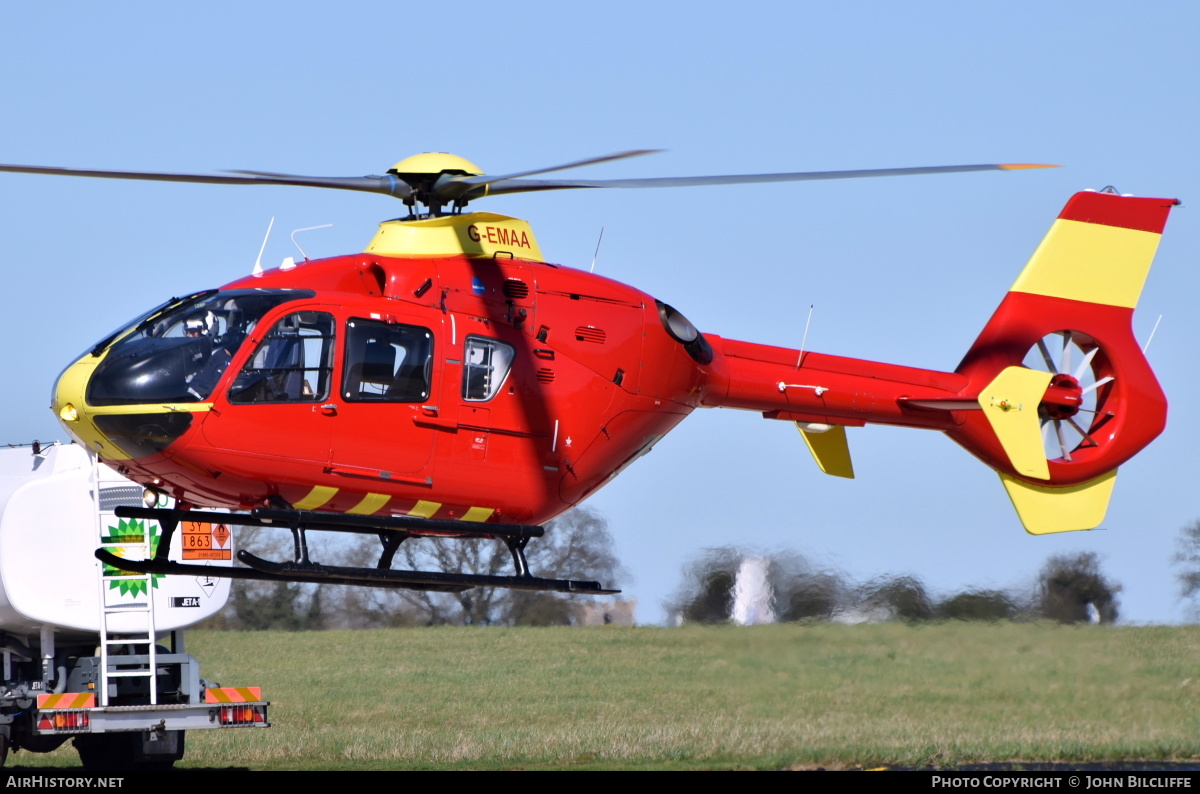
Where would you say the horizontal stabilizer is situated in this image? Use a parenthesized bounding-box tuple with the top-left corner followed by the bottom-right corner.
(999, 469, 1117, 535)
(796, 423, 854, 479)
(978, 366, 1052, 480)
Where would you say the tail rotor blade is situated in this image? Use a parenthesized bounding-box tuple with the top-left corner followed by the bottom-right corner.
(1037, 338, 1057, 372)
(1074, 346, 1100, 381)
(1055, 420, 1072, 461)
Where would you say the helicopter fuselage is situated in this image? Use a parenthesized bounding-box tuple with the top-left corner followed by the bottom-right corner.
(51, 234, 974, 525)
(54, 247, 723, 523)
(48, 190, 1176, 537)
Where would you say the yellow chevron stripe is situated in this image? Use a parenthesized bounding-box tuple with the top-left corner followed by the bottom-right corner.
(293, 485, 337, 510)
(1010, 218, 1161, 308)
(37, 693, 95, 709)
(462, 506, 495, 522)
(408, 500, 442, 518)
(347, 492, 390, 515)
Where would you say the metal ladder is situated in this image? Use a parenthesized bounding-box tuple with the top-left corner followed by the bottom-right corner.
(93, 454, 158, 706)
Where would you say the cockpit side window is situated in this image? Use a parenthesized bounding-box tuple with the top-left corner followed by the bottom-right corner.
(342, 318, 433, 403)
(227, 311, 335, 404)
(85, 289, 310, 407)
(462, 336, 515, 402)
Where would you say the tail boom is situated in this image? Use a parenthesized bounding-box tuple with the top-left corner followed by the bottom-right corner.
(695, 190, 1176, 535)
(699, 338, 966, 432)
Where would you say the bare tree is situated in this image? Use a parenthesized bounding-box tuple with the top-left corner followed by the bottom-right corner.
(370, 506, 624, 626)
(1174, 520, 1200, 619)
(200, 525, 426, 630)
(199, 526, 327, 630)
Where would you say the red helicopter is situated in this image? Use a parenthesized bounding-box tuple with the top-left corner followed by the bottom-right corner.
(0, 152, 1176, 595)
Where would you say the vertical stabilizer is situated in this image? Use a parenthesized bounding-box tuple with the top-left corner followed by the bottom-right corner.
(950, 190, 1176, 533)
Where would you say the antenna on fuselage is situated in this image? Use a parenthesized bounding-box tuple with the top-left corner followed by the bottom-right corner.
(251, 217, 275, 278)
(796, 304, 814, 368)
(589, 226, 605, 273)
(290, 223, 333, 262)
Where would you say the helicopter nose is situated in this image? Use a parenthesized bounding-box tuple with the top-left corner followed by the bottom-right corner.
(52, 353, 196, 461)
(52, 353, 118, 456)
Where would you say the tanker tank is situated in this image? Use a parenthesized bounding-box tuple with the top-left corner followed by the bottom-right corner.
(0, 442, 231, 639)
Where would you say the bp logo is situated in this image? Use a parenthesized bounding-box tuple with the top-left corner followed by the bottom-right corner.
(101, 518, 164, 597)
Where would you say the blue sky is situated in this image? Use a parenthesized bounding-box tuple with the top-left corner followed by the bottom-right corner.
(2, 2, 1198, 623)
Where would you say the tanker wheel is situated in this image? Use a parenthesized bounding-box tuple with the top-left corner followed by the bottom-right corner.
(0, 735, 8, 767)
(74, 732, 183, 771)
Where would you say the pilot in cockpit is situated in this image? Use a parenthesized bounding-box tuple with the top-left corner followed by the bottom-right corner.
(184, 310, 233, 400)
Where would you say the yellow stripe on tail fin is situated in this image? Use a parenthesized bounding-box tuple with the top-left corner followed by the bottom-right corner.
(1010, 217, 1162, 308)
(949, 191, 1177, 534)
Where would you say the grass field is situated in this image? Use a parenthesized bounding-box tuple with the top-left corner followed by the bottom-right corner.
(11, 622, 1200, 770)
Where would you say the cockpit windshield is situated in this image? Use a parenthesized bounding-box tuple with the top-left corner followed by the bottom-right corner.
(86, 289, 314, 406)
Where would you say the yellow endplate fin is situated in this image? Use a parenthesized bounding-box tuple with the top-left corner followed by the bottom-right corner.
(796, 424, 854, 479)
(999, 469, 1117, 535)
(1009, 218, 1161, 308)
(979, 367, 1052, 480)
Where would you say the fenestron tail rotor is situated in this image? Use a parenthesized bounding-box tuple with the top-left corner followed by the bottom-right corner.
(0, 153, 1057, 215)
(1022, 331, 1114, 464)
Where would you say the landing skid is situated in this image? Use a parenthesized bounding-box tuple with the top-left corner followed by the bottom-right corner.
(105, 506, 619, 595)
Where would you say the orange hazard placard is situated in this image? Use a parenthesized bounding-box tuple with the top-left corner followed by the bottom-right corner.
(182, 521, 232, 561)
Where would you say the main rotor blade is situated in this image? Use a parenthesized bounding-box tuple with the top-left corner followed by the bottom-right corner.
(456, 150, 661, 188)
(483, 163, 1058, 195)
(0, 163, 413, 198)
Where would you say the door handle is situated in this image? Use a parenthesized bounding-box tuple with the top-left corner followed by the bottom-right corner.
(412, 405, 456, 430)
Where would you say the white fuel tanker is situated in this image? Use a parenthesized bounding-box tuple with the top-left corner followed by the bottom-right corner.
(0, 442, 267, 770)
